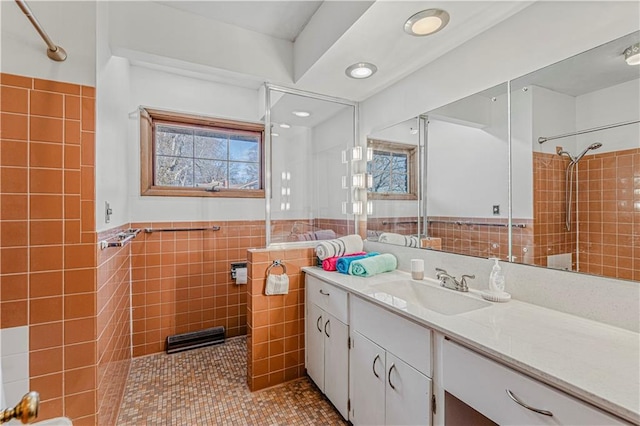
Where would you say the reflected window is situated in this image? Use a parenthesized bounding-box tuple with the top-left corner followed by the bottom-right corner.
(140, 108, 264, 198)
(367, 139, 417, 200)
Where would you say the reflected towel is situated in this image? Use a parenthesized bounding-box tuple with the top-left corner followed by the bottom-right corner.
(322, 252, 366, 271)
(315, 234, 364, 260)
(349, 253, 398, 277)
(336, 252, 379, 274)
(378, 232, 420, 248)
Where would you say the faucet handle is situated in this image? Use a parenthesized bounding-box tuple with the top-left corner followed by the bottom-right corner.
(460, 274, 475, 287)
(435, 267, 447, 278)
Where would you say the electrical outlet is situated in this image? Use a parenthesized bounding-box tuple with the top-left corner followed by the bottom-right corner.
(493, 205, 500, 215)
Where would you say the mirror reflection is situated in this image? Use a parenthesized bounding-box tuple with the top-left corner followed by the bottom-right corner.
(366, 117, 423, 247)
(511, 31, 640, 281)
(424, 83, 511, 259)
(267, 89, 356, 244)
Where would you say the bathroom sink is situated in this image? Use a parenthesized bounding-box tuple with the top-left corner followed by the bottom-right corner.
(366, 280, 491, 315)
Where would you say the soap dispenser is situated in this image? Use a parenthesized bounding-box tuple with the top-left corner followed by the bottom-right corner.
(489, 258, 505, 293)
(482, 258, 511, 302)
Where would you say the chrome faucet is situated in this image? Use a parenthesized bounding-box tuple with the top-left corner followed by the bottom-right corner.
(435, 268, 475, 292)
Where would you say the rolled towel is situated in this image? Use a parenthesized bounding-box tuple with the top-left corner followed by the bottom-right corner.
(336, 252, 379, 274)
(378, 232, 420, 248)
(315, 234, 364, 260)
(314, 229, 337, 241)
(322, 252, 366, 272)
(349, 253, 398, 277)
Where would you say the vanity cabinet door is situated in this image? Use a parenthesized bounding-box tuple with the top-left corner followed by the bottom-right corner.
(306, 302, 325, 391)
(385, 352, 432, 426)
(350, 331, 386, 425)
(324, 312, 349, 419)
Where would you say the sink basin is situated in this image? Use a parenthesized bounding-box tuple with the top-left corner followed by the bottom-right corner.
(366, 280, 491, 315)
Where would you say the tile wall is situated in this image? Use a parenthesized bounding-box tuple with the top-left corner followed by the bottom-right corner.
(576, 148, 639, 280)
(96, 225, 132, 426)
(0, 73, 97, 423)
(270, 219, 351, 243)
(130, 221, 265, 357)
(367, 216, 419, 237)
(427, 216, 533, 262)
(246, 247, 315, 391)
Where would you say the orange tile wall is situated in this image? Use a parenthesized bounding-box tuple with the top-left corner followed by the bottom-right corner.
(0, 73, 97, 424)
(130, 221, 265, 357)
(427, 216, 533, 261)
(96, 225, 132, 425)
(246, 247, 315, 391)
(577, 148, 640, 280)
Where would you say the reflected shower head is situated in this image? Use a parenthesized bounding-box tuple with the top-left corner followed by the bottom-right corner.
(574, 142, 603, 162)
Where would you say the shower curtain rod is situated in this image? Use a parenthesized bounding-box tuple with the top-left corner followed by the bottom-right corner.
(538, 119, 639, 144)
(15, 0, 67, 61)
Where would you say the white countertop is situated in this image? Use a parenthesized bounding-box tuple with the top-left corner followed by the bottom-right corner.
(303, 267, 640, 424)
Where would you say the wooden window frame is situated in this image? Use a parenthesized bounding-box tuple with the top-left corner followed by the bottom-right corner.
(140, 108, 265, 198)
(367, 138, 418, 201)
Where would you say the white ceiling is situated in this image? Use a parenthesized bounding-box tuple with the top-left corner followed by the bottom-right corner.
(156, 1, 322, 42)
(128, 1, 534, 102)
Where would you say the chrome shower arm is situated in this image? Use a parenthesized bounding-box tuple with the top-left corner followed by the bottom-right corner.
(15, 0, 67, 61)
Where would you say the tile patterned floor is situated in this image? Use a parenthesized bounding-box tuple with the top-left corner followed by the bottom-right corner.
(117, 337, 346, 425)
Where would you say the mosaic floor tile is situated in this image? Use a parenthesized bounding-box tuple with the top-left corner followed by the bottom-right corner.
(117, 337, 346, 425)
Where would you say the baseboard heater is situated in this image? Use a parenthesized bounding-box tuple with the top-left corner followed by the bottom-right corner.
(166, 326, 225, 354)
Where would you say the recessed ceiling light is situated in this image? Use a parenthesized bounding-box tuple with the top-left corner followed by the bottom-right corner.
(271, 132, 279, 137)
(624, 43, 640, 66)
(279, 123, 291, 128)
(292, 111, 310, 117)
(409, 128, 418, 135)
(345, 62, 378, 79)
(404, 9, 450, 36)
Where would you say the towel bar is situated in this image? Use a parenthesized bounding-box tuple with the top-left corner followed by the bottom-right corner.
(266, 259, 286, 275)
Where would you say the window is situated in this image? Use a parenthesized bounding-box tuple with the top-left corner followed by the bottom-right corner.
(367, 139, 418, 200)
(140, 108, 264, 197)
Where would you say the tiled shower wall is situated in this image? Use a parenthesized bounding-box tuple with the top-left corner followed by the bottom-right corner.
(246, 247, 315, 391)
(532, 149, 639, 280)
(0, 74, 97, 423)
(130, 221, 265, 357)
(96, 225, 132, 426)
(576, 148, 640, 280)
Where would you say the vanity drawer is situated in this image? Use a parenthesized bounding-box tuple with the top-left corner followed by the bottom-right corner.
(442, 340, 627, 425)
(306, 275, 348, 324)
(351, 295, 431, 377)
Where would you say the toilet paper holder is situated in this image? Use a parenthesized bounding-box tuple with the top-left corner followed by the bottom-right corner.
(230, 262, 247, 279)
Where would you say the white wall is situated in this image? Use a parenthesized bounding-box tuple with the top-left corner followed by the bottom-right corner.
(125, 65, 265, 223)
(510, 87, 534, 219)
(1, 1, 95, 85)
(576, 78, 640, 153)
(426, 94, 509, 218)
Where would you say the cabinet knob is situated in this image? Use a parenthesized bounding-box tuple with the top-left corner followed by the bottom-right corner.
(506, 389, 553, 417)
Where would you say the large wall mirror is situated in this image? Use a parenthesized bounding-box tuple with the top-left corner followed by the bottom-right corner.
(511, 31, 640, 281)
(367, 31, 639, 283)
(265, 86, 357, 245)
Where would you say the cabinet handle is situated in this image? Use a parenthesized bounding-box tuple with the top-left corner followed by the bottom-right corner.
(388, 363, 396, 390)
(506, 390, 553, 417)
(319, 289, 330, 296)
(324, 319, 331, 337)
(316, 315, 322, 332)
(372, 354, 381, 378)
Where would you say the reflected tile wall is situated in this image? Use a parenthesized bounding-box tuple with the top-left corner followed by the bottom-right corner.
(246, 247, 315, 391)
(0, 73, 97, 424)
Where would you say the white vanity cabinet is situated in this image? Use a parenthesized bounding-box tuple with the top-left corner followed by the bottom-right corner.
(305, 275, 349, 419)
(442, 340, 628, 426)
(350, 295, 433, 425)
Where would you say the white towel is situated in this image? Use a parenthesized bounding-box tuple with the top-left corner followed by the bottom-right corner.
(378, 232, 420, 248)
(265, 273, 289, 295)
(315, 234, 364, 260)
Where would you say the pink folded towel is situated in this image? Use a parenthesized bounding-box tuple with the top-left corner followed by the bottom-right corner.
(322, 252, 367, 271)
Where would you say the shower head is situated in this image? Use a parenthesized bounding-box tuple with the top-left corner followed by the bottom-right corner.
(573, 142, 603, 163)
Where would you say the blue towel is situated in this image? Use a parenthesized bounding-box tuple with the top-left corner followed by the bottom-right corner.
(336, 252, 379, 274)
(349, 253, 398, 277)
